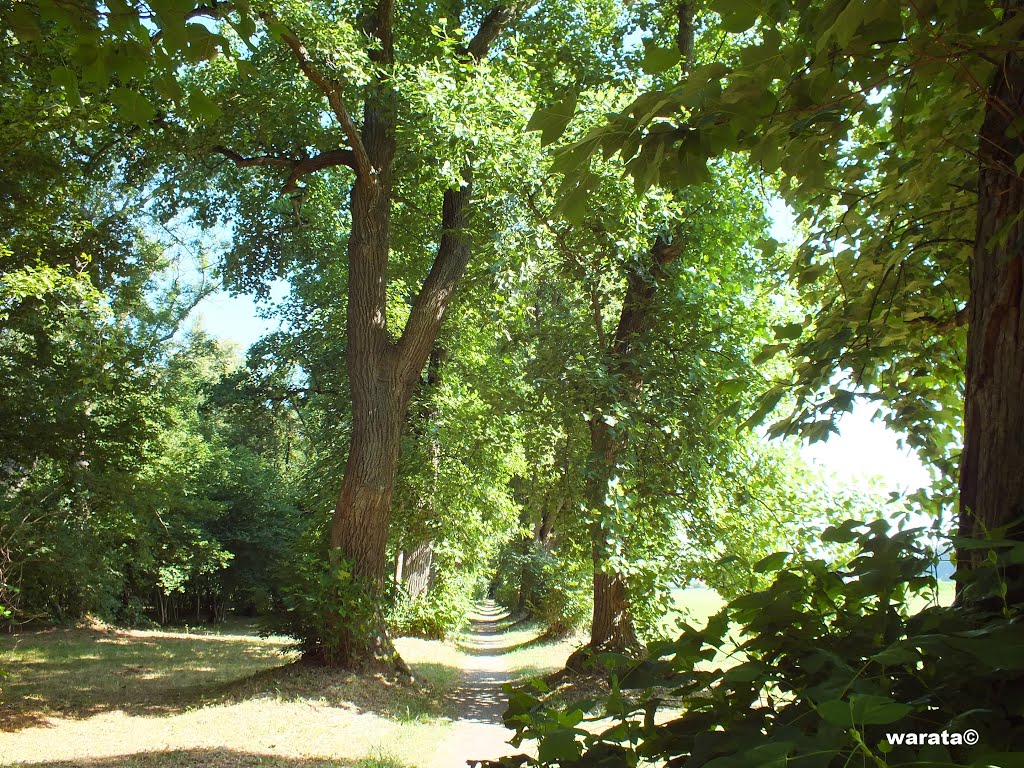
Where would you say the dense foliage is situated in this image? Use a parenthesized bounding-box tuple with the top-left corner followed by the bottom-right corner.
(495, 522, 1023, 768)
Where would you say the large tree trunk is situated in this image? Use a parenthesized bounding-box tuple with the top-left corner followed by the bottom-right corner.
(321, 82, 406, 666)
(590, 568, 639, 649)
(586, 419, 641, 651)
(958, 5, 1024, 600)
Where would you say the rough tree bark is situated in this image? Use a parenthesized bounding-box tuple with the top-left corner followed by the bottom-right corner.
(958, 0, 1024, 600)
(404, 540, 436, 600)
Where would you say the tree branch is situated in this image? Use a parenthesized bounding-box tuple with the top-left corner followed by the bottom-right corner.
(262, 14, 373, 178)
(462, 1, 532, 61)
(395, 170, 474, 386)
(611, 237, 681, 360)
(211, 145, 293, 169)
(908, 304, 970, 332)
(676, 0, 694, 71)
(393, 2, 530, 382)
(283, 148, 357, 191)
(212, 145, 356, 193)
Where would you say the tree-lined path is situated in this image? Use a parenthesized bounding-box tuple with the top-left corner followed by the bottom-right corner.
(430, 602, 529, 768)
(6, 0, 1024, 765)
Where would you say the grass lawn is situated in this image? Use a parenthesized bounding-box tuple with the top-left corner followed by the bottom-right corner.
(0, 620, 463, 768)
(0, 586, 958, 767)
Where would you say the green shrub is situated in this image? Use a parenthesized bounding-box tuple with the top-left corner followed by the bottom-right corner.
(496, 519, 1024, 767)
(264, 542, 386, 665)
(388, 591, 467, 640)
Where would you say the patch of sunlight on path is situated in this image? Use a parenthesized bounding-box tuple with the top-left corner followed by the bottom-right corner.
(427, 601, 533, 768)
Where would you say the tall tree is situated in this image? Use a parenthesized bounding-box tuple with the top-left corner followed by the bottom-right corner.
(959, 1, 1024, 587)
(8, 0, 631, 665)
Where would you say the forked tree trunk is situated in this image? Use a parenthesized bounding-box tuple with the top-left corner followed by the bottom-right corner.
(958, 2, 1024, 600)
(312, 1, 526, 667)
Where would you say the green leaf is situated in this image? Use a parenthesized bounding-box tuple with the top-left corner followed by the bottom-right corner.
(526, 92, 579, 146)
(552, 174, 598, 225)
(641, 39, 680, 74)
(537, 729, 581, 762)
(772, 322, 803, 340)
(704, 742, 793, 768)
(753, 551, 790, 573)
(51, 66, 81, 104)
(185, 23, 226, 62)
(753, 342, 787, 365)
(154, 74, 185, 102)
(188, 89, 223, 122)
(723, 661, 765, 683)
(237, 60, 258, 79)
(8, 3, 41, 41)
(110, 88, 156, 126)
(619, 659, 674, 689)
(717, 0, 762, 33)
(743, 386, 784, 428)
(818, 694, 912, 726)
(971, 754, 1024, 768)
(871, 643, 919, 666)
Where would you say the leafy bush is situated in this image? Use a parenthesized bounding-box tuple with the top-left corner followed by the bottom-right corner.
(388, 591, 468, 640)
(495, 520, 1024, 767)
(266, 538, 389, 665)
(494, 542, 591, 636)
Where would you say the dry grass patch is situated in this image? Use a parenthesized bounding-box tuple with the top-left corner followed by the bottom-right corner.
(2, 748, 413, 768)
(0, 623, 467, 767)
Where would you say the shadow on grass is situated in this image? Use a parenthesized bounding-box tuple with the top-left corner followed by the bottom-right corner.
(7, 747, 415, 768)
(210, 659, 459, 723)
(0, 628, 459, 732)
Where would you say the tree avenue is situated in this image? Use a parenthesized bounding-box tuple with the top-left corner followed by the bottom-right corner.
(5, 1, 1024, 766)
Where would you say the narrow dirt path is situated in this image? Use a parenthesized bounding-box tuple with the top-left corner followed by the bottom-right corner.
(427, 601, 527, 768)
